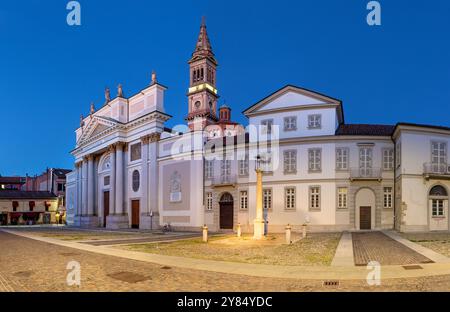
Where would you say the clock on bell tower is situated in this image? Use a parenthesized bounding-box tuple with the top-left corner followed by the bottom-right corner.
(186, 17, 219, 131)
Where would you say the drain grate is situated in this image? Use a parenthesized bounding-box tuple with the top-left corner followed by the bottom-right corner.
(107, 271, 150, 283)
(13, 271, 33, 278)
(161, 266, 172, 270)
(402, 265, 423, 270)
(59, 252, 81, 257)
(323, 280, 340, 287)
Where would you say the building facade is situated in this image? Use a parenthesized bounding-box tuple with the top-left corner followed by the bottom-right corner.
(67, 21, 450, 233)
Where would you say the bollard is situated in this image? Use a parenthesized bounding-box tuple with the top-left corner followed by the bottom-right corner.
(237, 223, 241, 238)
(302, 224, 307, 238)
(202, 225, 208, 243)
(285, 224, 292, 244)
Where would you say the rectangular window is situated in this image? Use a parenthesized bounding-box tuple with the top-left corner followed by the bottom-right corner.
(206, 192, 213, 211)
(337, 187, 348, 209)
(308, 114, 322, 129)
(309, 186, 321, 211)
(104, 176, 110, 186)
(336, 148, 349, 171)
(57, 183, 65, 192)
(130, 143, 142, 162)
(431, 142, 447, 172)
(384, 187, 393, 209)
(205, 160, 214, 179)
(240, 191, 248, 210)
(263, 188, 272, 210)
(283, 116, 297, 131)
(432, 199, 444, 217)
(238, 157, 249, 176)
(308, 148, 322, 172)
(29, 201, 35, 212)
(285, 187, 296, 210)
(221, 160, 231, 177)
(283, 150, 297, 174)
(359, 147, 373, 176)
(383, 149, 394, 170)
(261, 152, 273, 173)
(261, 119, 273, 135)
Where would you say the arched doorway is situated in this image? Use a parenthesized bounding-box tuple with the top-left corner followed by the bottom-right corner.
(429, 185, 448, 231)
(355, 188, 376, 230)
(219, 193, 234, 229)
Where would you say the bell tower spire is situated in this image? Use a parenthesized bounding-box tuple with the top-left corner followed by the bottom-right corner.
(186, 17, 219, 131)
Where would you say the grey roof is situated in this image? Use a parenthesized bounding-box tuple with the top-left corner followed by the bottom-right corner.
(52, 169, 72, 178)
(336, 124, 395, 136)
(0, 191, 57, 200)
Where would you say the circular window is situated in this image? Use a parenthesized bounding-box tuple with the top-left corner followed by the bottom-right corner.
(194, 101, 201, 109)
(132, 170, 140, 192)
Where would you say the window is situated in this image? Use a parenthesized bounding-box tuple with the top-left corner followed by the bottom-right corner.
(132, 170, 140, 192)
(240, 191, 248, 210)
(308, 114, 322, 129)
(104, 176, 110, 186)
(359, 147, 373, 176)
(205, 160, 214, 179)
(283, 116, 297, 131)
(431, 142, 447, 172)
(238, 157, 249, 176)
(29, 201, 35, 212)
(383, 149, 394, 170)
(12, 201, 18, 212)
(336, 148, 349, 171)
(283, 150, 297, 174)
(57, 183, 65, 192)
(221, 160, 231, 177)
(337, 187, 348, 209)
(309, 187, 320, 210)
(130, 143, 142, 162)
(261, 119, 273, 135)
(285, 187, 296, 210)
(206, 192, 213, 211)
(308, 148, 322, 172)
(384, 187, 393, 209)
(432, 199, 444, 217)
(263, 189, 272, 210)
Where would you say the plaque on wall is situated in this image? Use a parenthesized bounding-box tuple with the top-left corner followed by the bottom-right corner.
(170, 192, 182, 203)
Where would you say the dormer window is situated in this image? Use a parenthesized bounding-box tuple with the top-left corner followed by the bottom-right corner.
(308, 114, 322, 129)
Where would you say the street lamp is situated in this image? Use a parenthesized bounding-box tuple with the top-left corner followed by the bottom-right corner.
(254, 155, 265, 239)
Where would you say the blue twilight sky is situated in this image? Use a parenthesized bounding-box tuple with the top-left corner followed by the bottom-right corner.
(0, 0, 449, 176)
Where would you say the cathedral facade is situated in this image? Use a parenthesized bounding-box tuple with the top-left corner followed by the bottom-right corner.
(66, 21, 450, 233)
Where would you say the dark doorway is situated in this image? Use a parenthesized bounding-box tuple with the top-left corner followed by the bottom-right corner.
(0, 213, 7, 226)
(131, 200, 140, 229)
(103, 191, 110, 227)
(360, 206, 371, 230)
(219, 193, 233, 229)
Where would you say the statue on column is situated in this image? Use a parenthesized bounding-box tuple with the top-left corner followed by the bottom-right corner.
(90, 102, 95, 116)
(105, 87, 111, 103)
(80, 114, 85, 127)
(151, 70, 157, 85)
(117, 83, 124, 98)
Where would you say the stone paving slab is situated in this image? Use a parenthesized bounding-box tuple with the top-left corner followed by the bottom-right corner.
(352, 231, 433, 266)
(331, 232, 354, 267)
(81, 233, 201, 246)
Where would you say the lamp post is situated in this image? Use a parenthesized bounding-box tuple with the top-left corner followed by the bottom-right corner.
(254, 155, 265, 239)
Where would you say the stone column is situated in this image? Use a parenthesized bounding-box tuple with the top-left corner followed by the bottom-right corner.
(148, 133, 161, 226)
(253, 167, 265, 239)
(87, 154, 95, 216)
(75, 161, 82, 219)
(115, 142, 125, 215)
(82, 157, 88, 216)
(109, 145, 116, 215)
(141, 136, 150, 215)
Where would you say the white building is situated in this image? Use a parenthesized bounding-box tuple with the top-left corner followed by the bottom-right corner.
(66, 21, 450, 233)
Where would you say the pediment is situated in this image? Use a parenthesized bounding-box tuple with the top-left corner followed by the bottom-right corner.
(77, 116, 118, 146)
(243, 85, 341, 116)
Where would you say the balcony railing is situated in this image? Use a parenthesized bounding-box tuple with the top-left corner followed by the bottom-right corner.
(423, 163, 450, 178)
(349, 167, 382, 181)
(211, 175, 237, 187)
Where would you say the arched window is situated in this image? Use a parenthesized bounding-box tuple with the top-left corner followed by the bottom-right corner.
(429, 185, 448, 197)
(132, 170, 140, 192)
(220, 192, 233, 203)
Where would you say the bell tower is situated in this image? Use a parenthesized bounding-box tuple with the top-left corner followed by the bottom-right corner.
(186, 17, 219, 131)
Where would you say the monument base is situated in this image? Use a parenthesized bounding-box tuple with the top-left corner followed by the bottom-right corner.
(253, 218, 265, 240)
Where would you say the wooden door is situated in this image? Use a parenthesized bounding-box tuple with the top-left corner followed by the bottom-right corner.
(131, 200, 140, 229)
(103, 191, 110, 227)
(220, 202, 233, 229)
(360, 206, 371, 230)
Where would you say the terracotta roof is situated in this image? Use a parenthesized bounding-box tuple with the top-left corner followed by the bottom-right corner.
(0, 176, 25, 184)
(336, 124, 395, 136)
(0, 191, 57, 200)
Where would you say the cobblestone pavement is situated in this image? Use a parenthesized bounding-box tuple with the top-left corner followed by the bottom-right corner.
(352, 232, 433, 266)
(3, 230, 450, 291)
